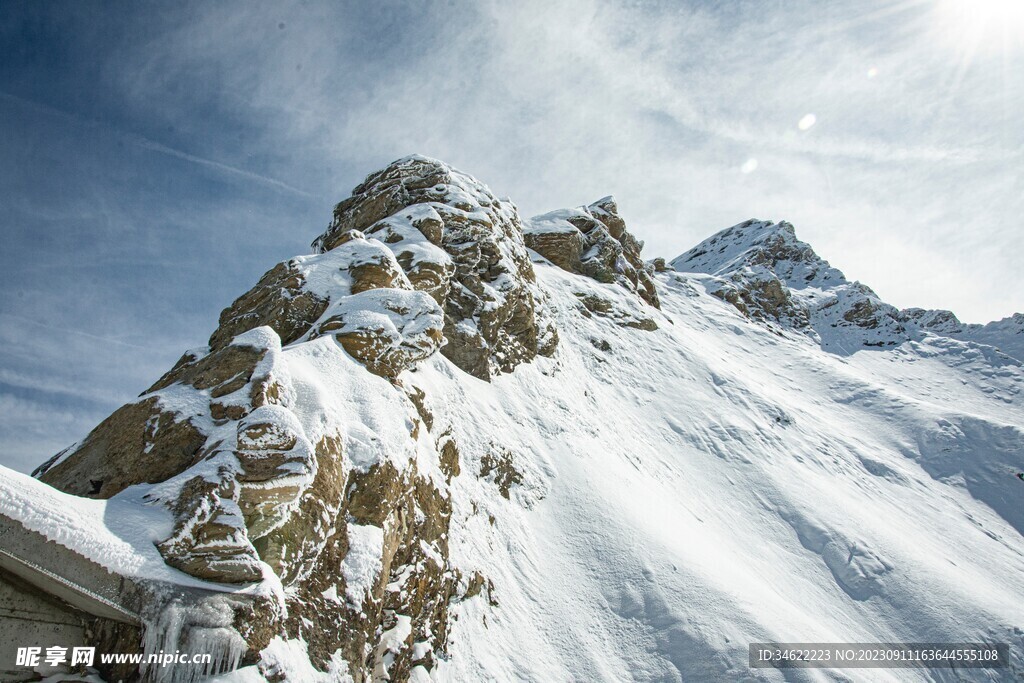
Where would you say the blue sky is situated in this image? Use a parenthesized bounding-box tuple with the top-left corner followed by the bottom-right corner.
(1, 0, 1022, 472)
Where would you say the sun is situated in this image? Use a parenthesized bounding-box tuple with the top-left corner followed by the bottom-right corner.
(933, 0, 1024, 54)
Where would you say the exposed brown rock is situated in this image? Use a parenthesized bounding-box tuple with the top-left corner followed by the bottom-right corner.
(463, 571, 498, 606)
(349, 249, 410, 294)
(251, 434, 346, 584)
(406, 386, 434, 432)
(148, 342, 266, 395)
(525, 228, 586, 271)
(313, 290, 445, 379)
(211, 402, 249, 424)
(575, 292, 658, 331)
(34, 397, 207, 499)
(479, 448, 524, 500)
(710, 274, 809, 329)
(315, 155, 558, 381)
(649, 257, 672, 272)
(157, 474, 264, 584)
(208, 260, 329, 351)
(278, 455, 458, 680)
(526, 197, 661, 309)
(438, 433, 461, 482)
(394, 250, 456, 304)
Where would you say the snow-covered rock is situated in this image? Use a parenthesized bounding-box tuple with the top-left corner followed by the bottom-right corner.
(526, 196, 660, 308)
(315, 155, 558, 380)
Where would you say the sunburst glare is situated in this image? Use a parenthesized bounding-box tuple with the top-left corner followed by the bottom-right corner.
(933, 0, 1024, 55)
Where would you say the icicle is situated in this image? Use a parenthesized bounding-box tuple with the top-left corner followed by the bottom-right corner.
(140, 594, 247, 683)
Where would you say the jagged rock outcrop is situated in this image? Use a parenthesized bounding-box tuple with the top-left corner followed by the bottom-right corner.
(29, 156, 593, 682)
(671, 219, 907, 348)
(525, 197, 661, 309)
(32, 396, 208, 500)
(209, 260, 329, 352)
(574, 291, 659, 331)
(315, 155, 558, 380)
(899, 307, 964, 335)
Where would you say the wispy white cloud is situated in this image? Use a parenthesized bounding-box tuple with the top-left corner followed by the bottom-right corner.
(0, 312, 154, 351)
(0, 393, 92, 474)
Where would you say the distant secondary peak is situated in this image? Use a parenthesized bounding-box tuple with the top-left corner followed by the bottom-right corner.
(671, 219, 909, 348)
(670, 219, 843, 288)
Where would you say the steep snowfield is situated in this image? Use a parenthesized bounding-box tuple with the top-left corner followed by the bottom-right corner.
(405, 260, 1024, 682)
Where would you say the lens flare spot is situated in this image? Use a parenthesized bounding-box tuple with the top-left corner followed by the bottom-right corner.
(798, 114, 817, 131)
(740, 158, 759, 174)
(867, 67, 879, 78)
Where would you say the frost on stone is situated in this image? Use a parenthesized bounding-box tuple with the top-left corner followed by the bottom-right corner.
(314, 155, 559, 380)
(311, 287, 445, 379)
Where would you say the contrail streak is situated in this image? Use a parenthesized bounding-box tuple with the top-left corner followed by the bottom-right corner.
(0, 89, 315, 198)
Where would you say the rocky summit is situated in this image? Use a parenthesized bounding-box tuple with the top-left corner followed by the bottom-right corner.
(313, 155, 559, 380)
(7, 157, 1024, 682)
(673, 219, 1024, 360)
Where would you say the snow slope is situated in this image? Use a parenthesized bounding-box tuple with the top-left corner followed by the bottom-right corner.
(405, 258, 1024, 681)
(956, 314, 1024, 363)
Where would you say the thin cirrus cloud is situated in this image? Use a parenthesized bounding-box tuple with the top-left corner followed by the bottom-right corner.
(0, 0, 1021, 472)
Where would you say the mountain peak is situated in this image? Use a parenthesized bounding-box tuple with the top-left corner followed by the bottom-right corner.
(670, 218, 843, 287)
(671, 219, 905, 348)
(307, 155, 558, 380)
(671, 219, 1024, 359)
(314, 155, 497, 254)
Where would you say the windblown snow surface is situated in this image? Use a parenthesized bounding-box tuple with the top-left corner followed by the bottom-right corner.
(415, 263, 1024, 682)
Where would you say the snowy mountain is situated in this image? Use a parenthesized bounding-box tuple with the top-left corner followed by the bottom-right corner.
(672, 219, 1024, 362)
(3, 157, 1023, 682)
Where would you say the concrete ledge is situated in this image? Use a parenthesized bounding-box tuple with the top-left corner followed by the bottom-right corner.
(0, 512, 142, 624)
